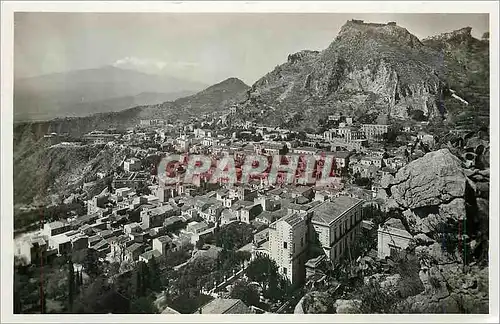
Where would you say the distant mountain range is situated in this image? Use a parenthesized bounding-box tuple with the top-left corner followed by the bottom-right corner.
(14, 66, 207, 121)
(14, 77, 250, 142)
(13, 77, 250, 206)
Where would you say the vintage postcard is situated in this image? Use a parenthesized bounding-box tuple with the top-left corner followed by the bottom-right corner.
(1, 1, 498, 323)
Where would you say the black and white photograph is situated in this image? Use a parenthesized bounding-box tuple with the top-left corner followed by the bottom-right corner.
(1, 1, 498, 322)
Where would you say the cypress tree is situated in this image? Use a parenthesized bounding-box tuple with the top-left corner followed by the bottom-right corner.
(148, 256, 160, 292)
(75, 270, 80, 294)
(141, 262, 150, 296)
(79, 270, 83, 286)
(68, 260, 75, 311)
(134, 266, 142, 296)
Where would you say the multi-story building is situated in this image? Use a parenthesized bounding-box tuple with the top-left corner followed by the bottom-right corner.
(16, 235, 49, 265)
(49, 234, 72, 256)
(361, 124, 390, 141)
(194, 128, 212, 139)
(360, 156, 383, 168)
(140, 204, 178, 229)
(87, 194, 109, 214)
(292, 147, 319, 155)
(377, 218, 413, 259)
(324, 126, 365, 144)
(152, 235, 174, 255)
(309, 197, 364, 265)
(123, 158, 142, 172)
(43, 221, 71, 238)
(268, 211, 310, 286)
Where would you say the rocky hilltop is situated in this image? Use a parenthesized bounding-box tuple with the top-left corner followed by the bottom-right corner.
(238, 20, 488, 130)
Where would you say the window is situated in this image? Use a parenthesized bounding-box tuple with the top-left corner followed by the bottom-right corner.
(334, 247, 337, 259)
(350, 232, 353, 241)
(351, 215, 354, 226)
(301, 237, 304, 247)
(283, 267, 287, 275)
(292, 243, 295, 253)
(389, 245, 401, 258)
(283, 242, 287, 249)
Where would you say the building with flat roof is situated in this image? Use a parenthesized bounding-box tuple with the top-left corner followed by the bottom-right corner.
(123, 158, 142, 172)
(361, 124, 390, 141)
(310, 197, 364, 265)
(16, 235, 49, 265)
(377, 218, 413, 259)
(152, 235, 173, 255)
(43, 221, 71, 238)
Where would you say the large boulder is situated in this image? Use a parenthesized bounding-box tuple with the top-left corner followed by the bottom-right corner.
(399, 264, 489, 313)
(334, 299, 362, 314)
(388, 149, 467, 210)
(302, 291, 336, 314)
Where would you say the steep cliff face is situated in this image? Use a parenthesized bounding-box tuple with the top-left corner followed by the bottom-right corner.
(423, 27, 489, 127)
(14, 141, 127, 206)
(240, 20, 488, 129)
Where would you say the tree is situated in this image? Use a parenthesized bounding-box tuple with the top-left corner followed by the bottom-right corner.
(245, 255, 279, 291)
(356, 281, 398, 313)
(133, 265, 143, 297)
(83, 249, 100, 278)
(75, 270, 80, 295)
(130, 296, 158, 314)
(302, 291, 336, 314)
(73, 276, 130, 314)
(230, 280, 260, 307)
(41, 287, 47, 314)
(215, 222, 254, 250)
(354, 177, 372, 189)
(196, 238, 205, 250)
(148, 256, 161, 292)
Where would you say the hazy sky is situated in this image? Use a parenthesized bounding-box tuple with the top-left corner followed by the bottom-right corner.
(14, 13, 489, 85)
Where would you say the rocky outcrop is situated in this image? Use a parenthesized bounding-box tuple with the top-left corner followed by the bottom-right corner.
(382, 149, 487, 252)
(302, 291, 336, 314)
(378, 147, 489, 313)
(236, 20, 487, 130)
(397, 263, 489, 313)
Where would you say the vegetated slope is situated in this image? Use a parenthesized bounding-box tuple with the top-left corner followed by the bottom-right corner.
(14, 139, 127, 206)
(422, 27, 489, 130)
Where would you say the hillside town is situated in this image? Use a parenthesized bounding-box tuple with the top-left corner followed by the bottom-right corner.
(15, 109, 465, 314)
(10, 13, 491, 317)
